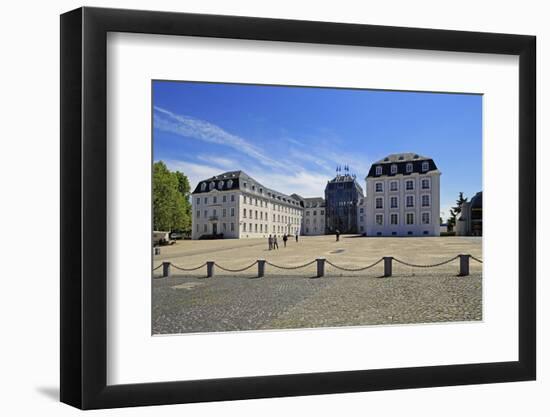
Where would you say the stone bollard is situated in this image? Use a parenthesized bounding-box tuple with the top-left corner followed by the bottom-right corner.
(316, 258, 325, 278)
(458, 254, 470, 276)
(383, 257, 393, 277)
(162, 261, 171, 278)
(257, 259, 266, 278)
(206, 261, 215, 278)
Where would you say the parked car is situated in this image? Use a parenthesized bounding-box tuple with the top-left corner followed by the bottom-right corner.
(169, 230, 184, 240)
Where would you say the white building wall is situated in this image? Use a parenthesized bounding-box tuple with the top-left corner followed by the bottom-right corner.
(302, 205, 325, 235)
(192, 189, 303, 240)
(365, 171, 440, 237)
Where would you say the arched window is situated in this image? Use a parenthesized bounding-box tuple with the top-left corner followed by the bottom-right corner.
(391, 164, 397, 174)
(406, 163, 413, 173)
(200, 182, 206, 191)
(218, 181, 224, 189)
(209, 181, 215, 190)
(375, 166, 382, 175)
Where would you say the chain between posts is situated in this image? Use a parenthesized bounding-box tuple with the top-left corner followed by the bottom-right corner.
(469, 255, 483, 263)
(214, 261, 258, 273)
(265, 260, 317, 270)
(325, 258, 384, 272)
(392, 255, 460, 268)
(152, 264, 163, 272)
(171, 262, 208, 271)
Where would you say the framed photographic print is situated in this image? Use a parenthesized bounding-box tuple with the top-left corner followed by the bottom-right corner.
(60, 7, 536, 409)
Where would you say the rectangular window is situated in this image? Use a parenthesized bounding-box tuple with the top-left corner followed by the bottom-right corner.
(255, 224, 258, 232)
(231, 223, 234, 231)
(406, 195, 414, 208)
(375, 214, 383, 225)
(422, 195, 430, 207)
(422, 161, 429, 172)
(243, 223, 246, 231)
(230, 207, 235, 217)
(222, 208, 227, 217)
(203, 210, 208, 218)
(213, 196, 217, 204)
(376, 197, 383, 209)
(223, 223, 227, 231)
(422, 178, 430, 189)
(231, 194, 235, 202)
(375, 182, 383, 192)
(406, 213, 414, 225)
(203, 224, 207, 232)
(204, 197, 208, 204)
(391, 164, 397, 174)
(422, 212, 430, 224)
(359, 216, 363, 222)
(406, 180, 414, 190)
(313, 210, 317, 216)
(243, 208, 247, 218)
(196, 197, 200, 205)
(391, 213, 398, 225)
(390, 181, 398, 191)
(243, 196, 247, 204)
(255, 210, 258, 219)
(196, 210, 200, 218)
(390, 196, 398, 209)
(321, 210, 324, 215)
(359, 208, 364, 214)
(213, 209, 217, 216)
(196, 224, 199, 232)
(376, 166, 382, 175)
(222, 195, 227, 203)
(406, 163, 413, 173)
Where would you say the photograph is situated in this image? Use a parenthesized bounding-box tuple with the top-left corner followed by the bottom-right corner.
(151, 80, 483, 335)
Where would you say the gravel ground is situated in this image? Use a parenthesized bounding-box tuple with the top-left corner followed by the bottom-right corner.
(152, 235, 482, 334)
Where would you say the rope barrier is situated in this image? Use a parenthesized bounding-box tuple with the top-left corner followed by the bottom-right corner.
(393, 255, 459, 268)
(265, 259, 317, 270)
(214, 261, 258, 273)
(325, 258, 384, 272)
(152, 264, 163, 271)
(171, 262, 207, 271)
(470, 255, 483, 264)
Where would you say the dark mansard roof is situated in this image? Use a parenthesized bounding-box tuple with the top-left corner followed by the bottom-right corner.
(192, 170, 302, 206)
(366, 153, 438, 178)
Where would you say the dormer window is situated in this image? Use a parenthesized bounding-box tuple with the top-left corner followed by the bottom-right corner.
(217, 181, 224, 189)
(200, 182, 206, 191)
(209, 181, 215, 190)
(227, 179, 233, 188)
(375, 166, 382, 176)
(406, 163, 413, 173)
(422, 161, 429, 172)
(391, 164, 397, 174)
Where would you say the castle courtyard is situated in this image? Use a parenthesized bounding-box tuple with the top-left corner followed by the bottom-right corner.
(152, 235, 482, 334)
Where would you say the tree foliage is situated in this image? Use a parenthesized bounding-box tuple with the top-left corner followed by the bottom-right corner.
(153, 161, 192, 232)
(448, 192, 468, 229)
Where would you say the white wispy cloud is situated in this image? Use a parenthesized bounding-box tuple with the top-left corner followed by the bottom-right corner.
(154, 107, 293, 171)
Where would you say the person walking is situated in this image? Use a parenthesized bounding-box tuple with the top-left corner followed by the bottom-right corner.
(335, 229, 340, 242)
(268, 235, 273, 250)
(273, 235, 279, 250)
(295, 234, 298, 243)
(283, 234, 288, 248)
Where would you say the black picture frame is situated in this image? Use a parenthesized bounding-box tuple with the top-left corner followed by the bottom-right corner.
(60, 6, 536, 410)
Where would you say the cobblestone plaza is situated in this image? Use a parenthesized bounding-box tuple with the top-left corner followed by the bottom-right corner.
(152, 235, 482, 334)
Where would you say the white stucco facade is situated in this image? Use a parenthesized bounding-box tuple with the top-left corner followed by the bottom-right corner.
(191, 171, 303, 239)
(365, 154, 441, 237)
(301, 198, 326, 235)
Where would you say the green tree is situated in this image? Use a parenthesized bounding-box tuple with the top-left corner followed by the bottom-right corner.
(448, 192, 468, 230)
(152, 161, 192, 233)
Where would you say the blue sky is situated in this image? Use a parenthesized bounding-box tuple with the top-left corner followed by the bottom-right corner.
(153, 81, 482, 221)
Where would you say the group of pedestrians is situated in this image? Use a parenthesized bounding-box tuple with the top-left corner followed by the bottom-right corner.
(268, 233, 298, 250)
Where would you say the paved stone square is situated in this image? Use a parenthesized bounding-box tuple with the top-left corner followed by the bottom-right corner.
(152, 235, 482, 334)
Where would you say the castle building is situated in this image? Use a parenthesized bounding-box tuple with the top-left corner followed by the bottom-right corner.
(191, 171, 303, 239)
(365, 153, 441, 237)
(300, 197, 326, 236)
(324, 170, 364, 234)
